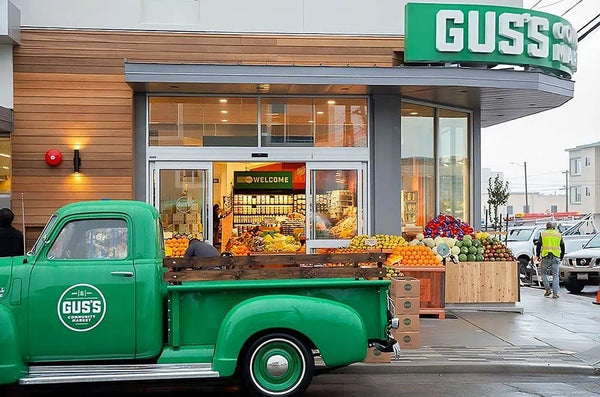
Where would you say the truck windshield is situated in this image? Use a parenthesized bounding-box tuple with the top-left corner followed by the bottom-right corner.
(28, 214, 58, 256)
(584, 233, 600, 248)
(507, 228, 535, 242)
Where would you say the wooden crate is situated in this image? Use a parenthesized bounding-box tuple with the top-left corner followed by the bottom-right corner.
(398, 267, 446, 318)
(445, 261, 519, 303)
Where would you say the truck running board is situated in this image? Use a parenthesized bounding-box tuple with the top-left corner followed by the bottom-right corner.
(20, 363, 220, 385)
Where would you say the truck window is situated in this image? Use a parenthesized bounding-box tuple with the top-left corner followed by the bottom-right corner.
(47, 219, 128, 260)
(507, 228, 534, 242)
(29, 214, 58, 256)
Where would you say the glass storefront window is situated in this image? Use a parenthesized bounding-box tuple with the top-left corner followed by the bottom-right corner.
(0, 136, 11, 209)
(400, 103, 435, 228)
(438, 109, 470, 222)
(261, 98, 367, 147)
(149, 97, 258, 147)
(159, 169, 208, 239)
(311, 170, 358, 239)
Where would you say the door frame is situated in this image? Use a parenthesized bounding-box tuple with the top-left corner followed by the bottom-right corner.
(149, 161, 213, 243)
(305, 161, 368, 252)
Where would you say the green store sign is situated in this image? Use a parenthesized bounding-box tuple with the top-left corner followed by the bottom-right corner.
(234, 171, 293, 190)
(405, 3, 577, 77)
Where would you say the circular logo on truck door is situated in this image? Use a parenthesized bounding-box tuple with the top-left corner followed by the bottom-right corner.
(57, 284, 106, 332)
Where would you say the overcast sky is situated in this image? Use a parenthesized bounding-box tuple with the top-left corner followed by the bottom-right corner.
(482, 0, 600, 195)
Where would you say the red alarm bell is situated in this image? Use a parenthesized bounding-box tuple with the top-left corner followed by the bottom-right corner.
(45, 149, 62, 167)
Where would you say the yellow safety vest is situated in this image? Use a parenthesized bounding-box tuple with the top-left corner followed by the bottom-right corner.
(541, 230, 562, 258)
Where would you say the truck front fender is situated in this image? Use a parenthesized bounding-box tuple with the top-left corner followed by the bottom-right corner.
(0, 306, 26, 384)
(212, 295, 367, 377)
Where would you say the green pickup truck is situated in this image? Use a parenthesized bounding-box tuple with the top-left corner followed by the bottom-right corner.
(0, 201, 397, 396)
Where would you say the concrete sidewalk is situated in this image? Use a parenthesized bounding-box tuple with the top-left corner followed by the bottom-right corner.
(340, 284, 600, 375)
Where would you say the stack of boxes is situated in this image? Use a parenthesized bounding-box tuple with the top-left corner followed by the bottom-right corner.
(390, 277, 420, 349)
(364, 277, 421, 363)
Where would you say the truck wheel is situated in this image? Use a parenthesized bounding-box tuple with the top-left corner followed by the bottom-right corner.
(241, 333, 314, 397)
(565, 281, 585, 294)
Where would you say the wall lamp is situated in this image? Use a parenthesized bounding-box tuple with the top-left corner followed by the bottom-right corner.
(73, 149, 81, 173)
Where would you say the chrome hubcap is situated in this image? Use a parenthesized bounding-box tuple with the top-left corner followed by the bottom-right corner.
(266, 354, 289, 377)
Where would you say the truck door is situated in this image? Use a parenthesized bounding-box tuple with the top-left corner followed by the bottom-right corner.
(28, 216, 135, 361)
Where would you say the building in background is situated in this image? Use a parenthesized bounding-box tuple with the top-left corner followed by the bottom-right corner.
(0, 0, 578, 249)
(566, 141, 600, 213)
(505, 192, 566, 217)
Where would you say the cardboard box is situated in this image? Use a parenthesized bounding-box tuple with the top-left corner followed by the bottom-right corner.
(392, 297, 420, 315)
(178, 224, 190, 234)
(173, 213, 185, 224)
(396, 314, 420, 332)
(389, 277, 420, 298)
(363, 348, 391, 363)
(393, 331, 420, 349)
(186, 212, 200, 224)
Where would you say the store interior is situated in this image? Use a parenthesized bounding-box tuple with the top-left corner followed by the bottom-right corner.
(160, 161, 359, 256)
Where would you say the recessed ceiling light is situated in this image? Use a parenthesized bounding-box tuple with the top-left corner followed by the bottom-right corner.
(2, 166, 8, 170)
(316, 111, 324, 115)
(410, 112, 418, 115)
(0, 153, 10, 158)
(266, 113, 280, 116)
(219, 99, 228, 103)
(221, 119, 228, 122)
(220, 110, 228, 114)
(308, 120, 314, 123)
(327, 100, 336, 105)
(257, 83, 271, 92)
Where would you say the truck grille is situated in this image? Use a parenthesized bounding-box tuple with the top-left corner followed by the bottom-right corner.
(569, 258, 600, 267)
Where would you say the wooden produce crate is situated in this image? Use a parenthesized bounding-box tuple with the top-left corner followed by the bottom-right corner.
(445, 261, 519, 303)
(398, 266, 446, 319)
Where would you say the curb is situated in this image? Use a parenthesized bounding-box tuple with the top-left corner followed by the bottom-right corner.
(331, 362, 600, 376)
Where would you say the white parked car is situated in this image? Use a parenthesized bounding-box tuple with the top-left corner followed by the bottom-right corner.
(560, 233, 600, 293)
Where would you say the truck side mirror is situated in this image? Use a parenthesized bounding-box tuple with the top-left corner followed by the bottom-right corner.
(533, 239, 539, 245)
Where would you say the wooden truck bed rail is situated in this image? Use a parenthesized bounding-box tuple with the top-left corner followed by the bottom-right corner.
(163, 253, 388, 282)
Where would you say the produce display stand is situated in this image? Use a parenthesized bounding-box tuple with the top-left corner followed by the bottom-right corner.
(398, 266, 446, 319)
(163, 252, 389, 281)
(445, 261, 519, 304)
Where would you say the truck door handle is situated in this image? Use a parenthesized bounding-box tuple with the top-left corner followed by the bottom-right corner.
(110, 271, 134, 278)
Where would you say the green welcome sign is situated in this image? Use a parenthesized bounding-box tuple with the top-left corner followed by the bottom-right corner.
(234, 171, 293, 190)
(405, 3, 577, 77)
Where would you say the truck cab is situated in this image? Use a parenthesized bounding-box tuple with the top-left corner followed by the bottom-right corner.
(0, 201, 395, 397)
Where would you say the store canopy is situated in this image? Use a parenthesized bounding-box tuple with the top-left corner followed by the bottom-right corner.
(124, 62, 574, 128)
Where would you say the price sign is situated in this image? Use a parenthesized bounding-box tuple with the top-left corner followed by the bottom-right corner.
(364, 238, 377, 247)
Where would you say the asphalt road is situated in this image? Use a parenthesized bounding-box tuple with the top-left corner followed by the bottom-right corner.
(4, 373, 600, 397)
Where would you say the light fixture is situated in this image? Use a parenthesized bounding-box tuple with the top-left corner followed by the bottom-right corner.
(410, 112, 418, 115)
(221, 119, 228, 122)
(308, 120, 314, 123)
(0, 153, 10, 158)
(316, 111, 324, 115)
(73, 149, 81, 173)
(220, 110, 228, 114)
(327, 100, 336, 105)
(2, 166, 8, 170)
(257, 83, 271, 92)
(219, 99, 228, 103)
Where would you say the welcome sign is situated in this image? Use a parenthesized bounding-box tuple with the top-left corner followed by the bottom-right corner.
(404, 3, 577, 77)
(234, 171, 293, 190)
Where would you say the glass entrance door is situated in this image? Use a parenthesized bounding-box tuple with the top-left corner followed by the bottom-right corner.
(305, 162, 367, 252)
(151, 162, 213, 243)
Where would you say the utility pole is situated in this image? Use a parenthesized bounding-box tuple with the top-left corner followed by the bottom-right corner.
(524, 161, 529, 213)
(562, 169, 569, 212)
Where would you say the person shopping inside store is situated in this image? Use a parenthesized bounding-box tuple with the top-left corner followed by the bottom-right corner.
(535, 222, 565, 299)
(184, 238, 219, 258)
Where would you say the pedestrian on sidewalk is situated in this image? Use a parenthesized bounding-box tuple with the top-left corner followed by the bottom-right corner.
(535, 222, 565, 299)
(0, 208, 24, 257)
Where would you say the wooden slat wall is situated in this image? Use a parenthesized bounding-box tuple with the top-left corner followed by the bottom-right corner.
(12, 29, 404, 241)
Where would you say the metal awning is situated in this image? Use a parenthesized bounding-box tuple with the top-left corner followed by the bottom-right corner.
(124, 62, 574, 128)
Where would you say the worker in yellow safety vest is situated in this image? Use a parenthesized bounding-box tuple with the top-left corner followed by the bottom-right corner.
(535, 222, 565, 299)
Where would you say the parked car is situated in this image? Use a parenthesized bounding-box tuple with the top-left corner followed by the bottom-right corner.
(560, 233, 600, 293)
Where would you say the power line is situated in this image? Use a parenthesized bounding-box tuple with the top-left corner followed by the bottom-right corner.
(578, 12, 600, 33)
(537, 0, 568, 9)
(562, 0, 583, 16)
(579, 18, 600, 41)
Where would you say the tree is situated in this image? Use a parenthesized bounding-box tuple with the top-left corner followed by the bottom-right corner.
(487, 175, 510, 231)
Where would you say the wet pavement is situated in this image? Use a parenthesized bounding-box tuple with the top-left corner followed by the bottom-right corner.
(343, 284, 600, 374)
